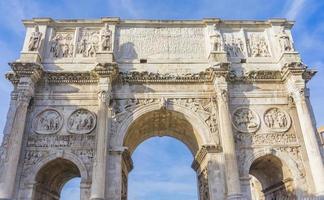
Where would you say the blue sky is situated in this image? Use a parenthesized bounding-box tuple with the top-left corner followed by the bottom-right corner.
(0, 0, 323, 199)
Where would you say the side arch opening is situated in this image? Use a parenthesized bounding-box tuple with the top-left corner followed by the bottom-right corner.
(33, 158, 81, 200)
(249, 154, 296, 200)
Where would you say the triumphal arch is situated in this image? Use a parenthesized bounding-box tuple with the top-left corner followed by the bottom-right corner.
(0, 17, 324, 200)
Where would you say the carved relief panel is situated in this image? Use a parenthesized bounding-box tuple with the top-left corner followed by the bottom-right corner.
(264, 108, 291, 132)
(67, 109, 96, 134)
(49, 30, 75, 58)
(232, 107, 260, 133)
(32, 109, 63, 134)
(246, 31, 271, 57)
(223, 31, 246, 58)
(76, 28, 100, 57)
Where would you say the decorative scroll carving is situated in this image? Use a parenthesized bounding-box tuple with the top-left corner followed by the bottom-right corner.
(49, 32, 74, 58)
(232, 108, 260, 133)
(67, 109, 96, 134)
(77, 28, 100, 57)
(246, 33, 270, 57)
(198, 169, 210, 200)
(223, 33, 245, 57)
(100, 23, 112, 51)
(28, 25, 42, 51)
(26, 135, 96, 148)
(32, 109, 63, 134)
(264, 108, 291, 132)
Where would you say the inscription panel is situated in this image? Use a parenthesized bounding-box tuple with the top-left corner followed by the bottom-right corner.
(116, 27, 206, 61)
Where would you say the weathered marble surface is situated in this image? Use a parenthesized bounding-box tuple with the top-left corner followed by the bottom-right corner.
(0, 17, 323, 200)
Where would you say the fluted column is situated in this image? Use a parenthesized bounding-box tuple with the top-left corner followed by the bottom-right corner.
(0, 63, 40, 199)
(90, 73, 112, 200)
(213, 76, 243, 200)
(284, 64, 324, 196)
(291, 88, 324, 195)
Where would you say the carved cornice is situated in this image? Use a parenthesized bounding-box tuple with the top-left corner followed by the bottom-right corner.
(281, 62, 317, 82)
(46, 72, 99, 84)
(228, 70, 282, 83)
(91, 63, 118, 79)
(6, 62, 43, 84)
(191, 145, 221, 171)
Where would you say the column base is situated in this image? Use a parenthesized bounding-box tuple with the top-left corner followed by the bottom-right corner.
(90, 198, 105, 200)
(227, 193, 245, 200)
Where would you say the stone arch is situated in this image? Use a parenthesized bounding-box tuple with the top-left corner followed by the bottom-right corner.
(243, 148, 303, 181)
(243, 148, 305, 199)
(113, 102, 212, 155)
(29, 152, 89, 200)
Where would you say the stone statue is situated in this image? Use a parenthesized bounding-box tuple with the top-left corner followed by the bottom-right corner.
(278, 28, 293, 52)
(27, 25, 42, 51)
(49, 35, 60, 57)
(101, 23, 112, 51)
(210, 33, 222, 52)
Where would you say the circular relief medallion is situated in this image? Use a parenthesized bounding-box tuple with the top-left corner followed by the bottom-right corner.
(32, 109, 63, 134)
(232, 107, 260, 133)
(264, 108, 291, 132)
(67, 109, 96, 134)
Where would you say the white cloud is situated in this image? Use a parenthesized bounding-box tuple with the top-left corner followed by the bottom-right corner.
(285, 0, 306, 20)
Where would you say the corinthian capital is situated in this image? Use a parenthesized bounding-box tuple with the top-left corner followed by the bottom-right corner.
(97, 90, 111, 105)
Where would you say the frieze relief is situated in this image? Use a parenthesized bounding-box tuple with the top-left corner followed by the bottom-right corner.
(235, 132, 298, 146)
(32, 109, 63, 134)
(264, 108, 291, 132)
(232, 107, 260, 133)
(67, 109, 96, 134)
(26, 134, 96, 148)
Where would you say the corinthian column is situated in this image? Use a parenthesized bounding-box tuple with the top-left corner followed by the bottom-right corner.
(90, 64, 116, 200)
(0, 63, 42, 200)
(213, 76, 243, 200)
(284, 64, 324, 196)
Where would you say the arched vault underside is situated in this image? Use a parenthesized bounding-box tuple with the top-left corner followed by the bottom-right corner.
(123, 109, 202, 156)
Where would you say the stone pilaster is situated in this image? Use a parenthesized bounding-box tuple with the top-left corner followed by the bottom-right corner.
(90, 64, 117, 200)
(283, 63, 324, 196)
(192, 145, 225, 200)
(212, 73, 243, 200)
(106, 148, 124, 200)
(0, 62, 42, 200)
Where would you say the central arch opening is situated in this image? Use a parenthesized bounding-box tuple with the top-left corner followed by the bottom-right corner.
(128, 137, 198, 199)
(122, 109, 204, 199)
